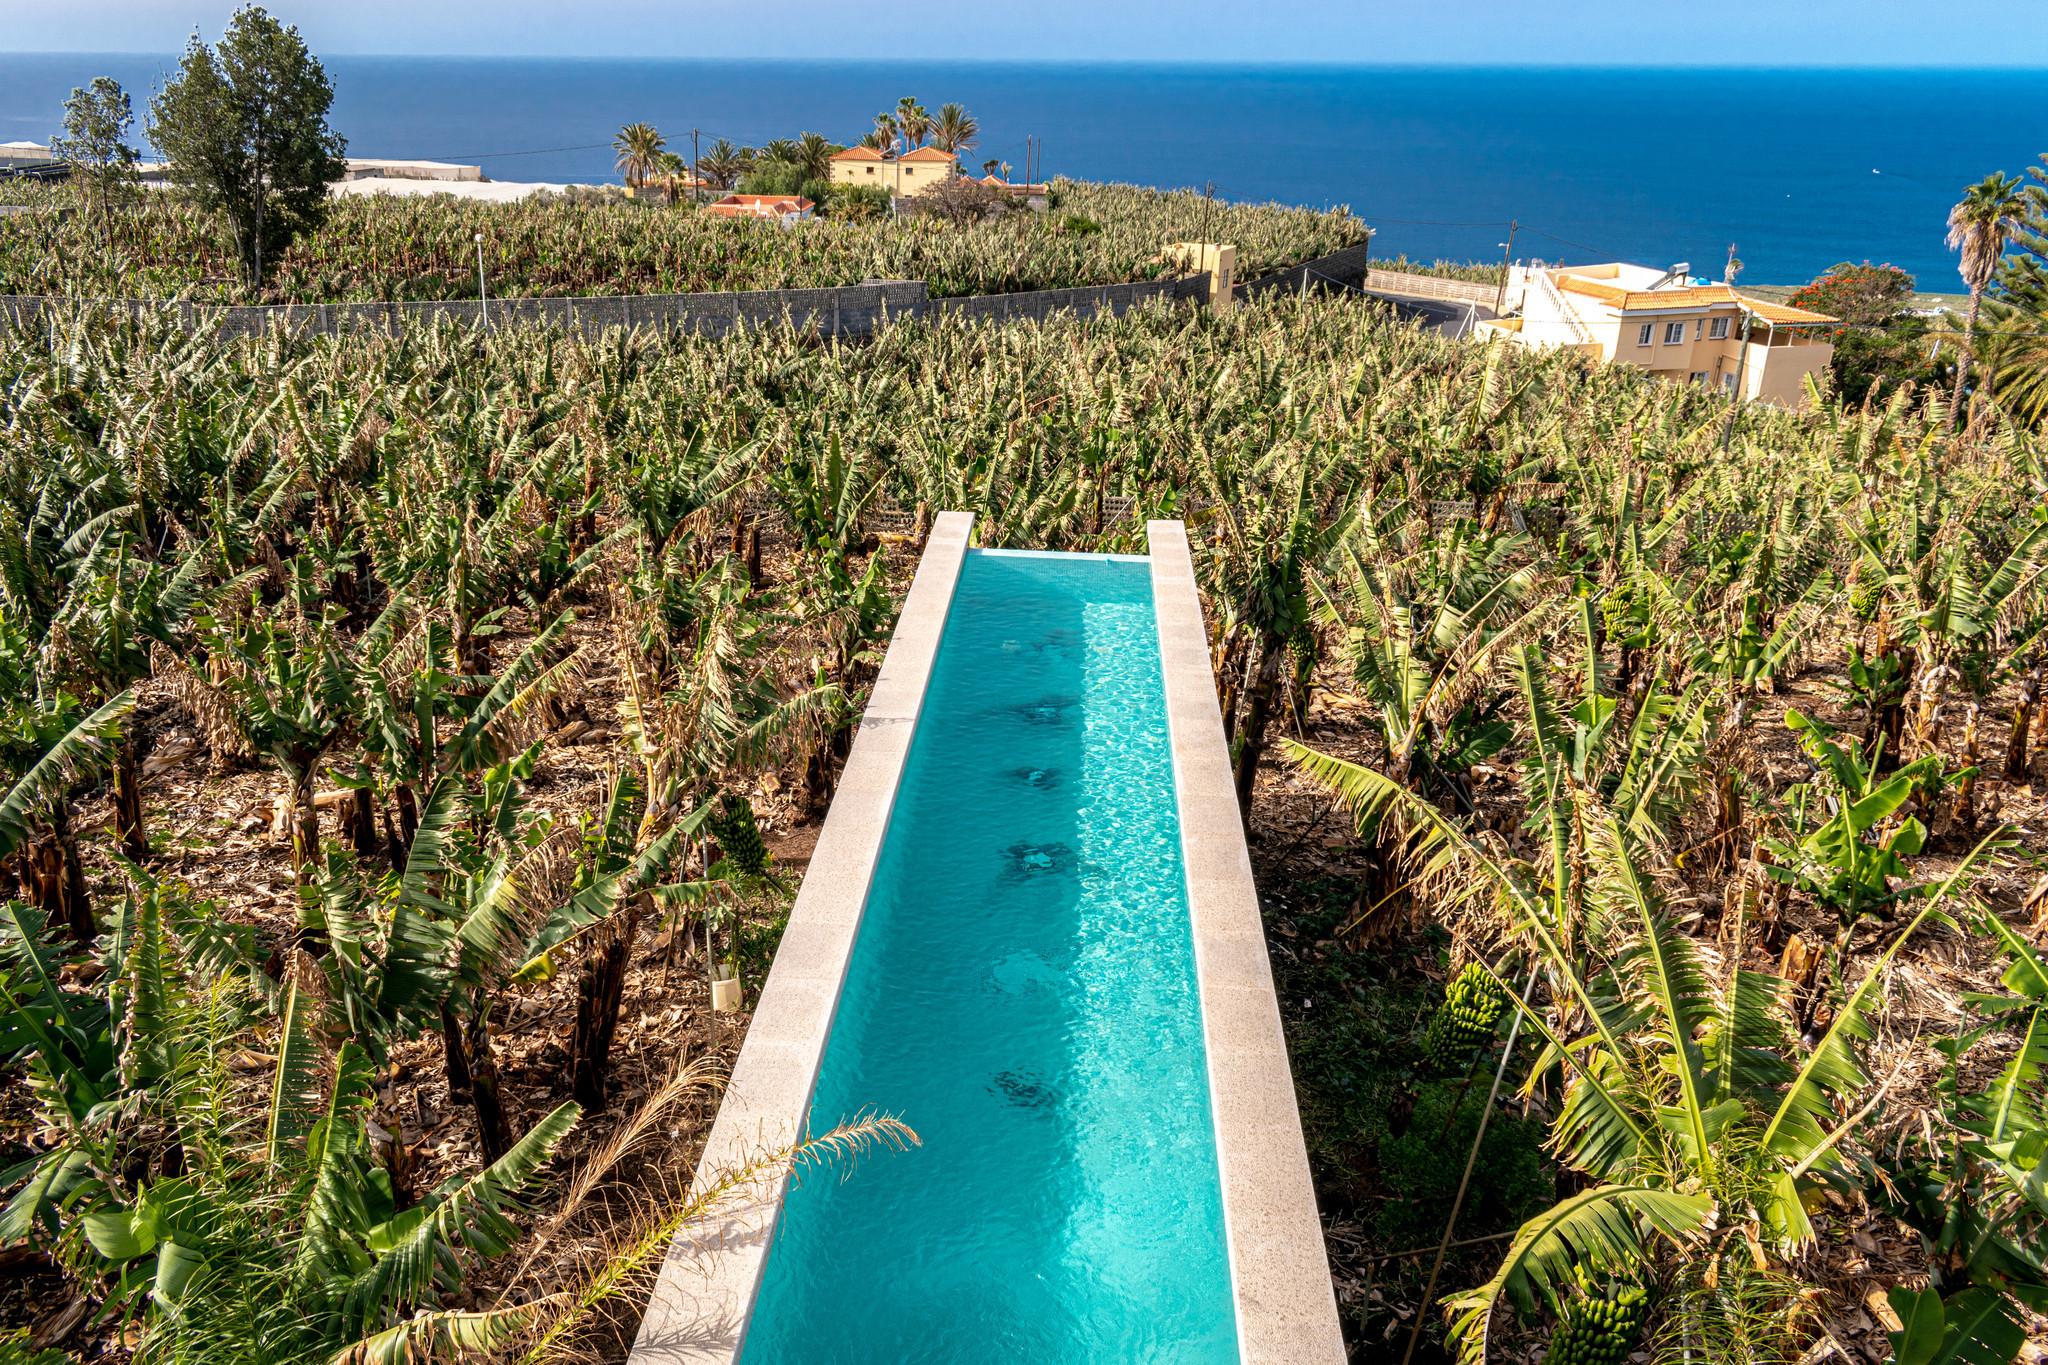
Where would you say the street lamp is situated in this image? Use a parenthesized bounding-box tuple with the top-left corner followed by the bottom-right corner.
(474, 232, 488, 329)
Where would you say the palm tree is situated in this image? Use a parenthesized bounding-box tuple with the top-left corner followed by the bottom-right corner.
(695, 138, 751, 192)
(1946, 171, 2027, 423)
(795, 131, 838, 185)
(1990, 307, 2048, 424)
(931, 103, 978, 155)
(981, 157, 1002, 179)
(653, 151, 690, 206)
(895, 97, 930, 150)
(871, 113, 901, 155)
(612, 122, 666, 190)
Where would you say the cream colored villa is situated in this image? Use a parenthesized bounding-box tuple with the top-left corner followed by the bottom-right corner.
(1476, 262, 1838, 408)
(828, 145, 958, 195)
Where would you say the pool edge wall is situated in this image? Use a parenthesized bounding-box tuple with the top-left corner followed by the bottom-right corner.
(1147, 519, 1348, 1365)
(628, 510, 974, 1365)
(629, 515, 1344, 1364)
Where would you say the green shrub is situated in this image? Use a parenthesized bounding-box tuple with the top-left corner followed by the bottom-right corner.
(1375, 1080, 1553, 1250)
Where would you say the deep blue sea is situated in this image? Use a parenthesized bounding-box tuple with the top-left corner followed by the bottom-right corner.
(3, 56, 2043, 286)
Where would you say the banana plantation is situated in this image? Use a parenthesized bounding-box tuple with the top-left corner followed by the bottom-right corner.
(0, 179, 1363, 305)
(0, 286, 2045, 1365)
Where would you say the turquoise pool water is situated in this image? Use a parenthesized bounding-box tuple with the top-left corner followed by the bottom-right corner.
(740, 549, 1238, 1365)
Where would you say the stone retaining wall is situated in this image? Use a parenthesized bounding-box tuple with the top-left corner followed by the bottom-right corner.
(1362, 268, 1499, 305)
(1234, 241, 1377, 300)
(0, 272, 1208, 340)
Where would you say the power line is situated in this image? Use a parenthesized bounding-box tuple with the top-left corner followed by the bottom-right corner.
(435, 142, 613, 161)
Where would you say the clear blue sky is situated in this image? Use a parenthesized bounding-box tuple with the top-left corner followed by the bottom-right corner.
(6, 0, 2045, 63)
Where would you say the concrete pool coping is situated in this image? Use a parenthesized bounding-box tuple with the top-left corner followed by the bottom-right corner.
(1147, 519, 1348, 1364)
(629, 516, 1343, 1364)
(629, 510, 974, 1365)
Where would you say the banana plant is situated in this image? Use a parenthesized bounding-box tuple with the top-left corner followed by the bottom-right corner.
(1872, 914, 2048, 1301)
(1762, 707, 1970, 994)
(1198, 439, 1359, 821)
(40, 535, 229, 860)
(0, 683, 134, 942)
(1316, 514, 1546, 815)
(1286, 733, 2004, 1363)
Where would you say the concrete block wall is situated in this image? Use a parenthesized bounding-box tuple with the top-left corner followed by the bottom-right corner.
(1234, 242, 1377, 301)
(0, 274, 1207, 341)
(1361, 269, 1499, 306)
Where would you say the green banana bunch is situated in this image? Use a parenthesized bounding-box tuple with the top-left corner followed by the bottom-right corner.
(1422, 962, 1506, 1072)
(1548, 1266, 1649, 1365)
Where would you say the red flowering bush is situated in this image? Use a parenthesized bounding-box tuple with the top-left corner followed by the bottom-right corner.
(1788, 261, 1916, 327)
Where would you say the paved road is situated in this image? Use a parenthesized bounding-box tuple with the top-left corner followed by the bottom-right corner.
(1357, 287, 1490, 338)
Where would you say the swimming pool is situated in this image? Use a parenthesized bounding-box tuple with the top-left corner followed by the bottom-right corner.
(740, 549, 1237, 1364)
(629, 515, 1341, 1365)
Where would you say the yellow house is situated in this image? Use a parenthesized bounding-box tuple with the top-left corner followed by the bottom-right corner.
(828, 144, 959, 196)
(1476, 262, 1838, 409)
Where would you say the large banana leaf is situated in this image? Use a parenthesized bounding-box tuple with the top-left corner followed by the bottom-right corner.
(0, 689, 134, 859)
(267, 980, 328, 1167)
(1444, 1184, 1715, 1365)
(1761, 831, 2004, 1173)
(341, 1101, 580, 1330)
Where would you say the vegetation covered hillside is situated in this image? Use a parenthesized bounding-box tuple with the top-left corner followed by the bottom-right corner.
(0, 291, 2043, 1365)
(0, 178, 1365, 304)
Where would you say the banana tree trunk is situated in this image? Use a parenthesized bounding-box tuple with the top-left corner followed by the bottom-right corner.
(439, 1003, 473, 1096)
(395, 783, 420, 850)
(113, 739, 147, 863)
(1231, 634, 1285, 828)
(2005, 670, 2038, 780)
(569, 899, 643, 1113)
(1957, 703, 1981, 830)
(466, 1001, 511, 1164)
(290, 768, 321, 886)
(23, 800, 93, 945)
(344, 787, 382, 861)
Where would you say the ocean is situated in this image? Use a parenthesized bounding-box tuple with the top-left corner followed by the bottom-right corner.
(3, 55, 2043, 287)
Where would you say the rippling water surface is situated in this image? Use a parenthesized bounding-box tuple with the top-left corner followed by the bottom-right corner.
(740, 549, 1235, 1365)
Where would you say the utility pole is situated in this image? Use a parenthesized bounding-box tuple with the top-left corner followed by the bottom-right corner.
(692, 128, 701, 204)
(474, 232, 488, 329)
(1202, 180, 1214, 245)
(1721, 310, 1752, 451)
(1493, 219, 1518, 316)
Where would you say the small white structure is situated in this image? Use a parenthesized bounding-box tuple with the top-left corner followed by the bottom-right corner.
(0, 141, 56, 169)
(331, 178, 567, 204)
(339, 158, 482, 183)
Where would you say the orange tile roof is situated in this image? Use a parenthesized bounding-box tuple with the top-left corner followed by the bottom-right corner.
(899, 146, 956, 163)
(979, 176, 1050, 192)
(704, 194, 815, 219)
(830, 146, 886, 161)
(1734, 294, 1838, 325)
(1551, 274, 1835, 323)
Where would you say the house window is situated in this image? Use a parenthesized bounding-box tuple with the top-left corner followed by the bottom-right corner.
(1663, 321, 1686, 345)
(1694, 320, 1703, 340)
(1637, 323, 1654, 346)
(866, 166, 875, 175)
(1690, 371, 1709, 385)
(1722, 372, 1737, 393)
(1709, 317, 1730, 339)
